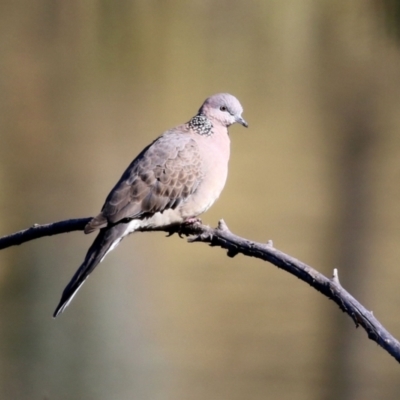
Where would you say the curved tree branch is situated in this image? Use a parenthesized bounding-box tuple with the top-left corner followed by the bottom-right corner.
(1, 217, 399, 363)
(0, 218, 92, 250)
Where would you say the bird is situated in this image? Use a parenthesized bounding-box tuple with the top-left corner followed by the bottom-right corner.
(53, 93, 248, 317)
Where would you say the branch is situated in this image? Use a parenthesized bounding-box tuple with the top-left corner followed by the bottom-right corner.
(1, 217, 400, 363)
(0, 218, 92, 250)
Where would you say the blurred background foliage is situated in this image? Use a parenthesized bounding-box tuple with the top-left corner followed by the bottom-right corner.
(1, 0, 400, 399)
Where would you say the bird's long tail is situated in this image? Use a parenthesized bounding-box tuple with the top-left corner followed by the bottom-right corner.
(53, 224, 128, 317)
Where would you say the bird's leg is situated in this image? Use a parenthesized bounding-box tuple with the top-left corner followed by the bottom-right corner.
(165, 217, 202, 238)
(183, 217, 202, 225)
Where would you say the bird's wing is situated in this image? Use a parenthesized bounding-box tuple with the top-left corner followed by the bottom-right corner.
(85, 129, 204, 233)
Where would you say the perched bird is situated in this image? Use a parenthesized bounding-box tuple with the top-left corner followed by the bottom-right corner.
(53, 93, 248, 317)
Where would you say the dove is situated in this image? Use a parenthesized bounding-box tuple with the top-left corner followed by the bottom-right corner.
(54, 93, 247, 316)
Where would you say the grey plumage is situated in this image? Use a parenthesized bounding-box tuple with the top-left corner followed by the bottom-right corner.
(54, 93, 247, 317)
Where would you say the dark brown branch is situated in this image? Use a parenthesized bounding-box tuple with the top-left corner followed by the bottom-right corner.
(0, 218, 92, 250)
(1, 217, 400, 363)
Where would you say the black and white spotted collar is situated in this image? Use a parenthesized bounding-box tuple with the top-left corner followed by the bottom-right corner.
(188, 114, 213, 136)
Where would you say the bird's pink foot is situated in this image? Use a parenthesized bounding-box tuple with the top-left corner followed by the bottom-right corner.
(184, 217, 202, 225)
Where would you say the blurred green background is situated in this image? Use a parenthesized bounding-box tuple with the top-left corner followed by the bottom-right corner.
(1, 1, 400, 399)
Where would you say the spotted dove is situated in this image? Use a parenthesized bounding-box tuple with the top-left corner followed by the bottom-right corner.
(53, 93, 248, 317)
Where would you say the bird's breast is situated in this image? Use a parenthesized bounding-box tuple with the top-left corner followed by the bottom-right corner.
(179, 131, 230, 218)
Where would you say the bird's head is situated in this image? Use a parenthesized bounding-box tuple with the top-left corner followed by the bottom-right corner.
(199, 93, 248, 129)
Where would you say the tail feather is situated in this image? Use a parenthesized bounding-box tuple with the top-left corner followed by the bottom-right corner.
(53, 224, 127, 317)
(84, 213, 108, 234)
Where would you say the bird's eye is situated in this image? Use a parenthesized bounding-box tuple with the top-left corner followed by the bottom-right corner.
(220, 106, 227, 112)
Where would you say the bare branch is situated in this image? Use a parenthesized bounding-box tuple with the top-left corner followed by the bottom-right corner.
(0, 218, 92, 250)
(1, 217, 400, 363)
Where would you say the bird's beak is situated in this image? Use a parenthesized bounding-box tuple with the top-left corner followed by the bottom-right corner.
(236, 116, 248, 128)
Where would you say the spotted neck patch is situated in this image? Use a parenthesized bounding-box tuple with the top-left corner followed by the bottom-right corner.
(188, 114, 213, 136)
